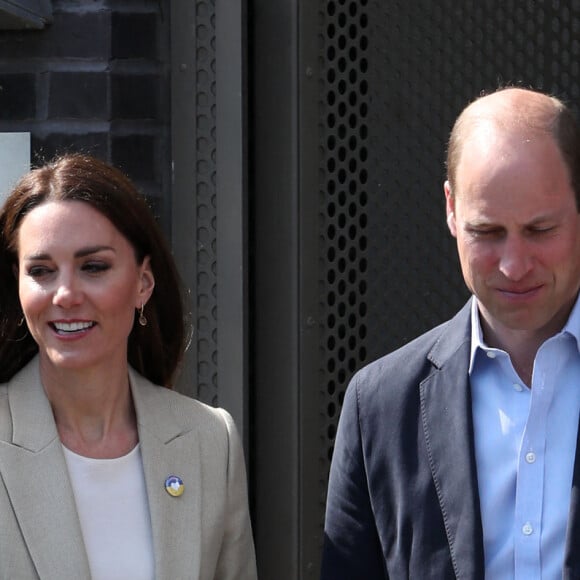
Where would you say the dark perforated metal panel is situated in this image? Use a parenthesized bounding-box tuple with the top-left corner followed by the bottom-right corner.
(319, 0, 370, 470)
(195, 0, 218, 406)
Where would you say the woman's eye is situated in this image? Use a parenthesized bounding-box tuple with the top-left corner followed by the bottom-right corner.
(27, 265, 52, 278)
(83, 262, 110, 273)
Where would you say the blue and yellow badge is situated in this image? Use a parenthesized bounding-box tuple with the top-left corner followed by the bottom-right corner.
(165, 475, 184, 497)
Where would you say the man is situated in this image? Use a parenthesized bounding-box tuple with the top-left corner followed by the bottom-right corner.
(321, 87, 580, 579)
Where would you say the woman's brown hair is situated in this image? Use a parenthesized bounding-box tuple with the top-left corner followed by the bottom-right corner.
(0, 153, 187, 386)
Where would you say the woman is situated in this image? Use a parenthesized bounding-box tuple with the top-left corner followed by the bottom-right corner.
(0, 154, 257, 579)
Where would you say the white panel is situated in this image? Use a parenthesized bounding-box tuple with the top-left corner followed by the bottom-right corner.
(0, 133, 30, 205)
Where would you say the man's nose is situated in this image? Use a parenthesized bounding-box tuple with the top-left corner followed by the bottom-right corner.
(498, 235, 533, 281)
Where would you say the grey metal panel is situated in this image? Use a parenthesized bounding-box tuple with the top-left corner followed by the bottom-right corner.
(171, 0, 221, 413)
(298, 1, 329, 576)
(251, 0, 300, 575)
(171, 0, 249, 446)
(188, 0, 220, 409)
(170, 0, 198, 399)
(215, 0, 249, 442)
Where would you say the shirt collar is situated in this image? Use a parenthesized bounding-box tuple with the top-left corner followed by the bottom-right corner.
(468, 293, 580, 374)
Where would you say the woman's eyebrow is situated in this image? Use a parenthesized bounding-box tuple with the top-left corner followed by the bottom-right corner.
(23, 245, 115, 261)
(74, 245, 115, 258)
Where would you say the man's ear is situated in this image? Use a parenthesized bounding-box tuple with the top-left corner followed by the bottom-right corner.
(136, 256, 155, 307)
(444, 180, 457, 237)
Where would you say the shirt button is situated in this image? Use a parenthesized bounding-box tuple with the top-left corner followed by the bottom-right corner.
(486, 351, 497, 359)
(525, 452, 536, 464)
(513, 383, 523, 392)
(522, 523, 533, 536)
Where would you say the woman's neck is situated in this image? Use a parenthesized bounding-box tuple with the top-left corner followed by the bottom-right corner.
(39, 357, 138, 459)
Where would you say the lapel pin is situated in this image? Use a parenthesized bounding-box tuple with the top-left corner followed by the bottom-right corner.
(165, 475, 184, 497)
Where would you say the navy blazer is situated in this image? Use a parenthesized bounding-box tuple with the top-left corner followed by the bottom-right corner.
(321, 301, 580, 579)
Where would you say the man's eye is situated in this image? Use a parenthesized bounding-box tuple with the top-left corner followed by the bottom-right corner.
(469, 229, 500, 238)
(529, 226, 554, 235)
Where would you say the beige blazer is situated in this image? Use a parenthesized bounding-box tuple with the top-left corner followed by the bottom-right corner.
(0, 358, 257, 580)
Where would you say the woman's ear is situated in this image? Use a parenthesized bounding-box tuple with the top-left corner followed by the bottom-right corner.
(136, 256, 155, 307)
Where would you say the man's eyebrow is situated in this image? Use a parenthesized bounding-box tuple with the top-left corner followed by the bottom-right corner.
(464, 218, 500, 228)
(467, 207, 565, 225)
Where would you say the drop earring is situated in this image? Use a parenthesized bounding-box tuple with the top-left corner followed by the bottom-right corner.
(13, 316, 28, 342)
(138, 304, 148, 327)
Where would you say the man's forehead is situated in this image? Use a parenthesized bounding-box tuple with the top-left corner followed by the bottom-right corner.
(459, 90, 559, 143)
(457, 121, 553, 173)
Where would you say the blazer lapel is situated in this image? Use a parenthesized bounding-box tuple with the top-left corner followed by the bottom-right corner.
(0, 359, 90, 579)
(130, 371, 202, 580)
(419, 304, 485, 579)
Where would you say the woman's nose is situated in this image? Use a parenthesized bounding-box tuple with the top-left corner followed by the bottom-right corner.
(52, 276, 83, 307)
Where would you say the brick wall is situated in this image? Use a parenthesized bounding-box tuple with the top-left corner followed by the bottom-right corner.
(0, 0, 171, 229)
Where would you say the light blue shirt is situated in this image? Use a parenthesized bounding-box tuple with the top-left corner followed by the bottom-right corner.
(469, 296, 580, 579)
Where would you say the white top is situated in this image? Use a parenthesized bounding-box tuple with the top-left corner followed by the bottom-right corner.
(63, 444, 155, 580)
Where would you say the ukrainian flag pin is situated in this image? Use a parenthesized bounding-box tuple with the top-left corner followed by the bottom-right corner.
(165, 475, 184, 497)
